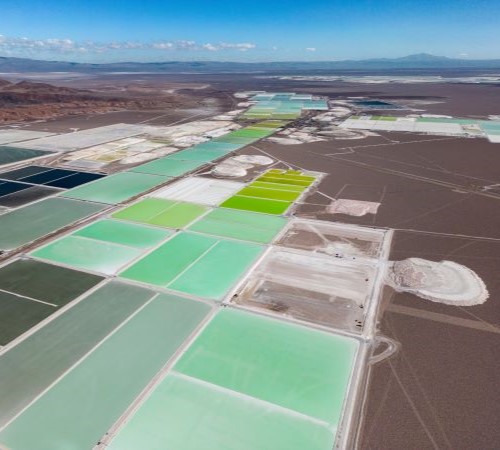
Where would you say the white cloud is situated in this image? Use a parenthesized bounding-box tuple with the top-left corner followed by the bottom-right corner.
(218, 42, 256, 51)
(306, 47, 317, 52)
(0, 35, 257, 55)
(202, 43, 218, 52)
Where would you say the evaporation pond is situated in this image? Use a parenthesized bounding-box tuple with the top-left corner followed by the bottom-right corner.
(150, 177, 244, 206)
(0, 197, 106, 251)
(107, 373, 335, 450)
(188, 208, 287, 243)
(0, 281, 157, 427)
(74, 219, 172, 248)
(32, 220, 172, 275)
(131, 158, 204, 177)
(0, 185, 60, 208)
(220, 195, 292, 215)
(0, 259, 103, 345)
(0, 147, 50, 167)
(236, 186, 302, 202)
(0, 293, 211, 450)
(121, 232, 263, 300)
(62, 172, 171, 204)
(113, 198, 209, 229)
(174, 308, 359, 426)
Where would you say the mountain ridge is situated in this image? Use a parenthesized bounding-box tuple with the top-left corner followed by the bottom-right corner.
(1, 53, 500, 73)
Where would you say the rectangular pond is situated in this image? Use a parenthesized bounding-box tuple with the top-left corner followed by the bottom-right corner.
(62, 172, 171, 205)
(0, 292, 211, 450)
(113, 198, 209, 229)
(31, 219, 173, 275)
(120, 232, 263, 301)
(107, 308, 360, 450)
(0, 259, 103, 345)
(0, 197, 106, 251)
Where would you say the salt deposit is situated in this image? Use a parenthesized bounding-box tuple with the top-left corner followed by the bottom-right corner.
(212, 110, 245, 121)
(327, 199, 381, 216)
(318, 128, 374, 140)
(232, 155, 273, 165)
(0, 129, 55, 145)
(267, 137, 304, 145)
(234, 92, 253, 99)
(211, 164, 247, 178)
(313, 109, 352, 122)
(119, 153, 158, 164)
(263, 75, 500, 85)
(386, 258, 489, 306)
(211, 154, 274, 177)
(144, 121, 239, 141)
(421, 114, 453, 119)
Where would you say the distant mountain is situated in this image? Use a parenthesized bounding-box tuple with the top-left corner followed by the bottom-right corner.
(1, 53, 500, 73)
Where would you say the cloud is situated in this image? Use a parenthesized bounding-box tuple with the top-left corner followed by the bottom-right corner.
(305, 47, 317, 52)
(0, 35, 257, 55)
(218, 42, 256, 51)
(202, 43, 218, 52)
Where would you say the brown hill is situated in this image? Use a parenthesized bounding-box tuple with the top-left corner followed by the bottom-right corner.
(0, 78, 178, 123)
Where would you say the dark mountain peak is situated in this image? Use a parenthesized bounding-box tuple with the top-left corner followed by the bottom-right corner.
(398, 53, 451, 61)
(14, 80, 53, 89)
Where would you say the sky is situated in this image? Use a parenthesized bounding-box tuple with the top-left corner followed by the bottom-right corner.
(0, 0, 499, 62)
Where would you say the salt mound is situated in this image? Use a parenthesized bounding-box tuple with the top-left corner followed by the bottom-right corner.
(212, 154, 274, 178)
(232, 155, 273, 165)
(387, 258, 489, 306)
(212, 164, 247, 178)
(327, 199, 380, 216)
(267, 137, 303, 145)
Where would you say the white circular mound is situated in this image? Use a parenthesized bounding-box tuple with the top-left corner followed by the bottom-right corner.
(386, 258, 489, 306)
(211, 164, 247, 178)
(232, 155, 273, 165)
(221, 159, 254, 170)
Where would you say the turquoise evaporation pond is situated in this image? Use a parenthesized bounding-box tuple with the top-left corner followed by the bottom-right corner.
(480, 122, 500, 134)
(167, 147, 231, 162)
(212, 136, 256, 145)
(62, 172, 172, 204)
(0, 281, 157, 427)
(0, 197, 106, 251)
(188, 207, 287, 244)
(0, 292, 212, 450)
(30, 219, 173, 275)
(188, 141, 242, 152)
(130, 157, 205, 177)
(108, 308, 360, 450)
(120, 231, 263, 301)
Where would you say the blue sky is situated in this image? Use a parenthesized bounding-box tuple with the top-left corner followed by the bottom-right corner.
(1, 0, 499, 62)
